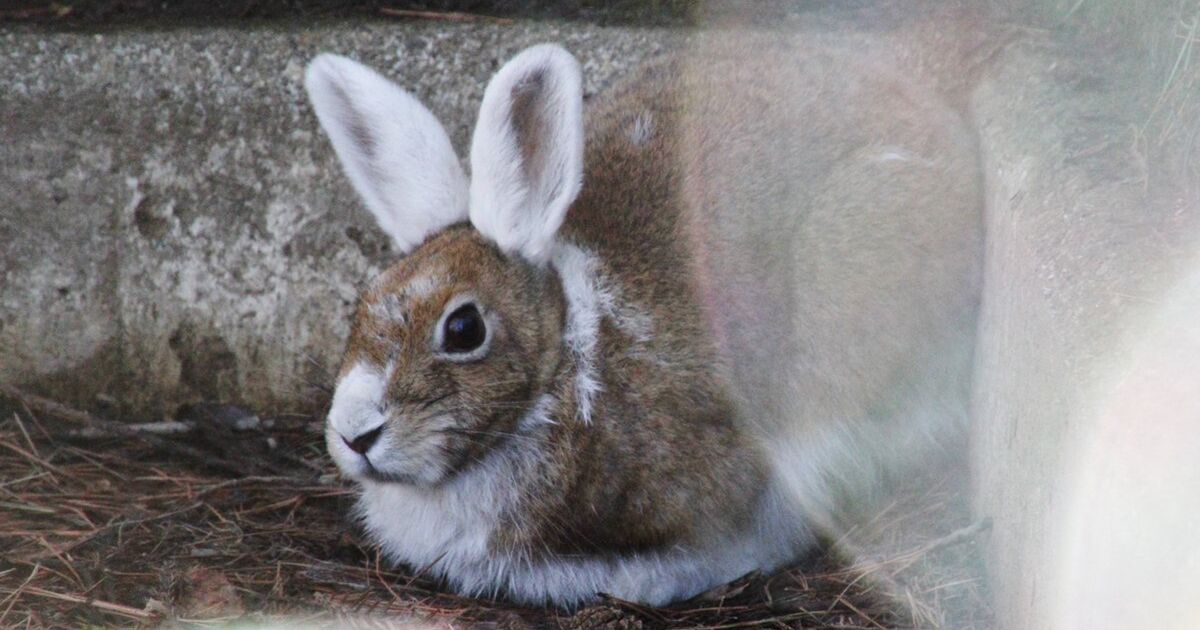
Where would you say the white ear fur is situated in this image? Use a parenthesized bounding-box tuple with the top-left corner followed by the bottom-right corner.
(468, 44, 584, 264)
(305, 54, 469, 254)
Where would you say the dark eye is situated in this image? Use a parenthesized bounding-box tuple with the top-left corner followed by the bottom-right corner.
(442, 303, 486, 354)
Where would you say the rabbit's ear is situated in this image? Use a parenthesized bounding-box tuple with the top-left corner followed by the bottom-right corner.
(468, 45, 583, 265)
(306, 54, 468, 254)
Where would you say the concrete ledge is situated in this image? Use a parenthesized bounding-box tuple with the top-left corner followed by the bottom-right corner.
(969, 36, 1200, 628)
(0, 23, 669, 416)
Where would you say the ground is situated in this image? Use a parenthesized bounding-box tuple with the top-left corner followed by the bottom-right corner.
(0, 385, 992, 629)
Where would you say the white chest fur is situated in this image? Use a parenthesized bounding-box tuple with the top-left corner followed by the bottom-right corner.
(358, 461, 800, 606)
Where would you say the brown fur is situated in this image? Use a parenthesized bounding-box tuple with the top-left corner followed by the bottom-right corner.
(336, 54, 773, 556)
(341, 227, 564, 483)
(333, 23, 982, 590)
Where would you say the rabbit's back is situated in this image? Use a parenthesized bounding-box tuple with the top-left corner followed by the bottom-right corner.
(571, 31, 983, 524)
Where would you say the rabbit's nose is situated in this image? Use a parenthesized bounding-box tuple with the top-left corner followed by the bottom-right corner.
(345, 425, 383, 455)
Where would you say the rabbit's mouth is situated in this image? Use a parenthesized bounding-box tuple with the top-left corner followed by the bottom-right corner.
(354, 413, 522, 488)
(355, 420, 522, 491)
(326, 416, 456, 488)
(360, 462, 422, 486)
(350, 448, 455, 488)
(371, 431, 462, 486)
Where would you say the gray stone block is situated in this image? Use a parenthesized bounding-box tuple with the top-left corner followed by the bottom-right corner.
(969, 36, 1200, 628)
(0, 23, 670, 416)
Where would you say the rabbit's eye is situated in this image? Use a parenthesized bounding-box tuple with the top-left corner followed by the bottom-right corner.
(442, 304, 486, 354)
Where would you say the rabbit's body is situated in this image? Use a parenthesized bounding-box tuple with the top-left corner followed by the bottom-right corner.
(673, 34, 983, 528)
(307, 32, 981, 607)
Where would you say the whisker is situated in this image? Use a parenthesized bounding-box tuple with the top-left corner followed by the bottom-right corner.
(467, 377, 538, 389)
(418, 391, 454, 410)
(437, 427, 550, 446)
(426, 402, 532, 413)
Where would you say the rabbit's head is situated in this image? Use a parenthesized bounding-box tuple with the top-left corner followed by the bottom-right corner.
(306, 45, 583, 486)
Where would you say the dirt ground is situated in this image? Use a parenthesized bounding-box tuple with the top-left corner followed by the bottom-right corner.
(0, 384, 992, 629)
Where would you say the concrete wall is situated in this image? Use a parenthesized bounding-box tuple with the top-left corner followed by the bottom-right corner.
(969, 27, 1200, 630)
(0, 23, 667, 417)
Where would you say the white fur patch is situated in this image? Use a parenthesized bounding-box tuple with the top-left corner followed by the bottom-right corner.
(369, 294, 407, 325)
(627, 110, 655, 147)
(551, 243, 605, 423)
(357, 394, 806, 606)
(305, 54, 469, 254)
(550, 242, 656, 423)
(874, 147, 913, 162)
(327, 363, 388, 469)
(468, 44, 584, 264)
(357, 428, 527, 593)
(520, 393, 559, 428)
(403, 273, 442, 300)
(368, 273, 444, 325)
(870, 145, 933, 167)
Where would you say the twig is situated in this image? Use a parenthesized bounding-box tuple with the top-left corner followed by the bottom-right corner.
(13, 586, 154, 620)
(23, 502, 206, 563)
(834, 594, 888, 630)
(32, 536, 85, 589)
(0, 438, 67, 478)
(196, 475, 308, 498)
(0, 4, 73, 20)
(10, 413, 40, 459)
(905, 517, 992, 559)
(378, 7, 513, 24)
(0, 385, 95, 426)
(0, 500, 57, 515)
(0, 385, 252, 477)
(66, 420, 194, 438)
(0, 563, 39, 626)
(374, 548, 404, 604)
(842, 517, 993, 577)
(670, 612, 811, 630)
(234, 495, 302, 517)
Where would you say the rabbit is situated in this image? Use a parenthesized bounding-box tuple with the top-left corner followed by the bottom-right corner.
(305, 31, 981, 607)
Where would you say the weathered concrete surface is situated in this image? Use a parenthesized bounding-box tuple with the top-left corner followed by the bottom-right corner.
(969, 36, 1200, 628)
(0, 23, 669, 417)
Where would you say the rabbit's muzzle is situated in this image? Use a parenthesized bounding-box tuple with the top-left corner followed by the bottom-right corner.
(326, 363, 455, 487)
(327, 360, 529, 488)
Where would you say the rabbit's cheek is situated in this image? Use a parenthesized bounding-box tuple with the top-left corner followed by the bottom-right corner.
(363, 426, 454, 487)
(414, 451, 452, 486)
(417, 431, 456, 483)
